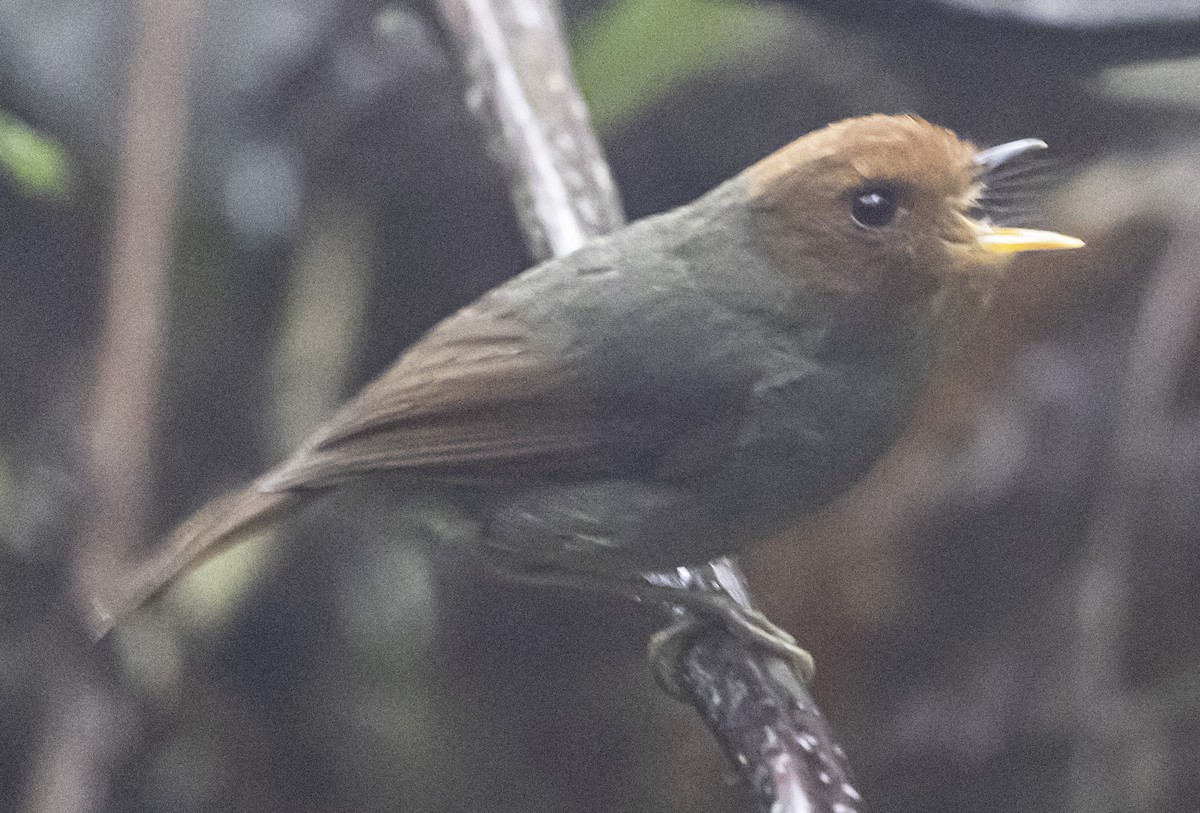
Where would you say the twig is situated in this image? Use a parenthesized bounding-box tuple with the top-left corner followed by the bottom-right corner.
(71, 0, 195, 626)
(22, 1, 194, 812)
(19, 663, 126, 813)
(431, 1, 861, 809)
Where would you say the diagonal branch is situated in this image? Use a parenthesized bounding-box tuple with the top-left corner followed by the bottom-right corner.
(435, 0, 624, 257)
(431, 1, 862, 810)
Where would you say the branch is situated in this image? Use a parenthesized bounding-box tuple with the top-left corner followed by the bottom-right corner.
(23, 1, 195, 812)
(71, 0, 194, 626)
(435, 0, 624, 256)
(431, 2, 862, 810)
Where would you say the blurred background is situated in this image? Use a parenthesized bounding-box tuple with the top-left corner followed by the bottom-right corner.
(3, 0, 1200, 811)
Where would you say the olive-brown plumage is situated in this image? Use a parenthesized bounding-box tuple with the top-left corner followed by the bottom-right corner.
(86, 115, 1080, 639)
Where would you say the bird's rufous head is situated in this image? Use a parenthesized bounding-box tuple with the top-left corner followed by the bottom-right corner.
(744, 114, 1082, 297)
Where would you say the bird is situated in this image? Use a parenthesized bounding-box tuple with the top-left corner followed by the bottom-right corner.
(83, 114, 1082, 656)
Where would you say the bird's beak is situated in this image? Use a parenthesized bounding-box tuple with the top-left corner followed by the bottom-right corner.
(972, 138, 1085, 254)
(974, 138, 1048, 173)
(975, 225, 1085, 254)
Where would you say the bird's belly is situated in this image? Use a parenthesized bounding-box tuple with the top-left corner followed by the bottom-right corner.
(681, 361, 919, 543)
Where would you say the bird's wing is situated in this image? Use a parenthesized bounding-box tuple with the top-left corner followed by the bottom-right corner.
(91, 292, 596, 637)
(261, 292, 600, 491)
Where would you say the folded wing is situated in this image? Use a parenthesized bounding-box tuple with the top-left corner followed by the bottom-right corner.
(262, 293, 601, 491)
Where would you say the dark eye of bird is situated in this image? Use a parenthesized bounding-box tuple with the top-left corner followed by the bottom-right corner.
(851, 188, 898, 229)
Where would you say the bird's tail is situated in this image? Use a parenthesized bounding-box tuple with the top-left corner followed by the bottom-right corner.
(83, 477, 310, 641)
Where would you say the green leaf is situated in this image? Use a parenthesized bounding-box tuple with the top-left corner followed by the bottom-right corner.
(0, 112, 69, 197)
(571, 0, 767, 130)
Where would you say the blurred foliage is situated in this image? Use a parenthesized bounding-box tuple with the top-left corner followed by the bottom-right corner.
(572, 0, 769, 128)
(1101, 55, 1200, 111)
(0, 113, 67, 198)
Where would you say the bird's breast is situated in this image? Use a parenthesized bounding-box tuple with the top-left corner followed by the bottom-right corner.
(670, 321, 929, 546)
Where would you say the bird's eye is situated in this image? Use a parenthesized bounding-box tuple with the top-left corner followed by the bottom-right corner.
(851, 188, 898, 229)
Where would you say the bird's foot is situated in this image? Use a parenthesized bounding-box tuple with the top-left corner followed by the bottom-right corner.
(647, 595, 815, 702)
(474, 548, 815, 700)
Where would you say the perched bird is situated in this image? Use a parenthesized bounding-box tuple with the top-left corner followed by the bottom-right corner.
(84, 115, 1081, 650)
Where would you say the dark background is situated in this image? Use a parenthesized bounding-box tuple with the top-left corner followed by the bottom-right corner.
(3, 0, 1200, 811)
